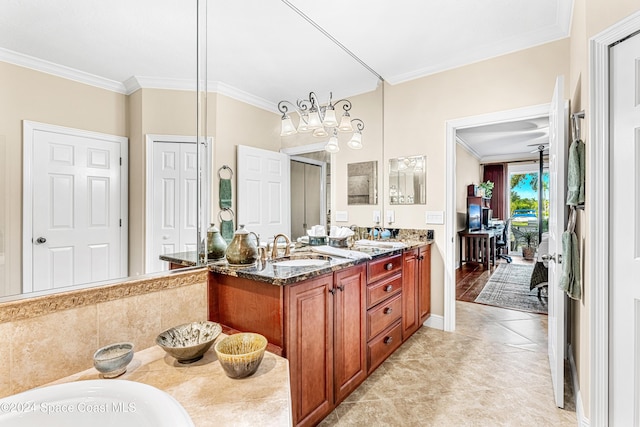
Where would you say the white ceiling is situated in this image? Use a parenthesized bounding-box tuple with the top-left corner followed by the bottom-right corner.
(0, 0, 572, 157)
(457, 116, 550, 163)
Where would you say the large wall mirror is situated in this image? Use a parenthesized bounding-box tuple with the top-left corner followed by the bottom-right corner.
(0, 1, 201, 300)
(0, 1, 384, 301)
(389, 155, 427, 205)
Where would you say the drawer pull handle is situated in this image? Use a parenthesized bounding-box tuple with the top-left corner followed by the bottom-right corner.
(384, 336, 393, 345)
(385, 263, 393, 270)
(384, 285, 393, 292)
(384, 307, 393, 315)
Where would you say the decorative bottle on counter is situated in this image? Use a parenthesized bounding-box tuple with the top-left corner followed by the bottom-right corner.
(207, 224, 228, 260)
(225, 224, 259, 265)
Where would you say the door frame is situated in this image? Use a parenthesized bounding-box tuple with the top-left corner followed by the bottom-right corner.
(22, 120, 128, 292)
(589, 10, 640, 425)
(289, 155, 328, 234)
(444, 104, 550, 332)
(145, 134, 212, 273)
(281, 142, 333, 233)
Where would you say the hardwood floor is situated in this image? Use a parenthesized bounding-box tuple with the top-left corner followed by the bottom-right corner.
(456, 256, 535, 304)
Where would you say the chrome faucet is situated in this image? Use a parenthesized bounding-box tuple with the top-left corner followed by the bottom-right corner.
(349, 225, 360, 240)
(370, 226, 384, 240)
(271, 233, 292, 259)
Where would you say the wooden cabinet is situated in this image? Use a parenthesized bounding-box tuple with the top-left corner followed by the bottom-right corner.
(332, 266, 367, 404)
(208, 247, 430, 426)
(285, 274, 333, 427)
(402, 249, 420, 338)
(366, 254, 403, 374)
(402, 244, 432, 339)
(285, 264, 366, 427)
(418, 245, 432, 324)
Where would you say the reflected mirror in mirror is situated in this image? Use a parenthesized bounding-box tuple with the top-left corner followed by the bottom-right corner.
(389, 155, 426, 205)
(347, 161, 378, 205)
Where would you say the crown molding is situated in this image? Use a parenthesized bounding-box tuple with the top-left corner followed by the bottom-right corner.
(0, 47, 127, 94)
(209, 81, 277, 113)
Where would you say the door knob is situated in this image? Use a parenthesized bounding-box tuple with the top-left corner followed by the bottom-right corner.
(541, 253, 562, 263)
(35, 237, 47, 244)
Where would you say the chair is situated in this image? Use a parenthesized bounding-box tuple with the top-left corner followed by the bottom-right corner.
(496, 218, 512, 263)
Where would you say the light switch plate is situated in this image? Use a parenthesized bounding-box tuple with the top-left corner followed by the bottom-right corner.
(386, 210, 395, 224)
(373, 210, 381, 224)
(425, 211, 444, 224)
(335, 211, 349, 222)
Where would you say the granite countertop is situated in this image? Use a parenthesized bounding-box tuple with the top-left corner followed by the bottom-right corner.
(47, 336, 292, 426)
(161, 240, 433, 286)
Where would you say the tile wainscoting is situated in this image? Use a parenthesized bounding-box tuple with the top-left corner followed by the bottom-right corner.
(0, 267, 209, 397)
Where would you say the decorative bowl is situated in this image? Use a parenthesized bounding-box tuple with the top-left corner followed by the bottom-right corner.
(214, 332, 267, 379)
(156, 321, 222, 363)
(93, 342, 134, 378)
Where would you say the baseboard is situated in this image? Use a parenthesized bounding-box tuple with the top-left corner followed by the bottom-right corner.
(568, 343, 590, 427)
(424, 314, 444, 330)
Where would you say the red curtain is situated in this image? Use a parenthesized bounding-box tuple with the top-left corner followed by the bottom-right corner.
(483, 164, 506, 220)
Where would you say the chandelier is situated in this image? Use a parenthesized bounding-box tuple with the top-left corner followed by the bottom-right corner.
(277, 92, 364, 153)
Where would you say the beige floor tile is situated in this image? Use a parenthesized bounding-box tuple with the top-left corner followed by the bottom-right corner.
(321, 301, 576, 426)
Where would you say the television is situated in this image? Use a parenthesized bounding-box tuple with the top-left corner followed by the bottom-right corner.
(468, 204, 481, 231)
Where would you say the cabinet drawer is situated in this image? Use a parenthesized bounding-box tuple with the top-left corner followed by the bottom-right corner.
(367, 293, 402, 340)
(367, 273, 402, 308)
(367, 320, 402, 374)
(367, 254, 403, 283)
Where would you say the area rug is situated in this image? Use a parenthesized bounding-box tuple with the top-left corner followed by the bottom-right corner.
(474, 263, 548, 314)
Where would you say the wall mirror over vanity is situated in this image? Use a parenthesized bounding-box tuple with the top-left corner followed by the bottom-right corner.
(389, 155, 427, 205)
(347, 161, 378, 205)
(0, 0, 385, 301)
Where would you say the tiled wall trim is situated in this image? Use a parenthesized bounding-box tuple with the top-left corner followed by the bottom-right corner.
(0, 268, 208, 323)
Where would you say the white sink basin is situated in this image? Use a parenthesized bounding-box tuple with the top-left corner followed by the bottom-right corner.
(353, 239, 407, 249)
(273, 258, 330, 267)
(0, 379, 194, 427)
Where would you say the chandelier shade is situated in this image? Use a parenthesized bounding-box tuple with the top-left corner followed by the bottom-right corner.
(278, 91, 365, 152)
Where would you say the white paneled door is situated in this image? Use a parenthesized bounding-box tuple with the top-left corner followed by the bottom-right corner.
(237, 145, 290, 244)
(547, 75, 567, 408)
(23, 121, 128, 292)
(609, 32, 640, 425)
(146, 136, 205, 274)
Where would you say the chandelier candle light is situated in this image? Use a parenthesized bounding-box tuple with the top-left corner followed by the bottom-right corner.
(278, 92, 364, 153)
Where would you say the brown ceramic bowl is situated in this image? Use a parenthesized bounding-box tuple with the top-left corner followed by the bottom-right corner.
(156, 321, 222, 363)
(214, 332, 267, 378)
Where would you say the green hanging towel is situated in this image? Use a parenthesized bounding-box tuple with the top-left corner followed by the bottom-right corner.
(220, 218, 234, 244)
(219, 208, 235, 244)
(219, 166, 233, 209)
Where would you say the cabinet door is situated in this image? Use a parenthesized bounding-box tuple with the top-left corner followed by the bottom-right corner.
(418, 245, 432, 323)
(333, 264, 367, 404)
(285, 274, 334, 427)
(402, 249, 420, 339)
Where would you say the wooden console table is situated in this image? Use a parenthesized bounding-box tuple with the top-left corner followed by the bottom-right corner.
(458, 228, 499, 270)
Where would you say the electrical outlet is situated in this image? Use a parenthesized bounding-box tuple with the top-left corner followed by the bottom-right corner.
(372, 210, 381, 224)
(427, 229, 434, 240)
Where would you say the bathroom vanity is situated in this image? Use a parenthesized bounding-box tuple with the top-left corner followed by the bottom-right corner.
(204, 242, 432, 427)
